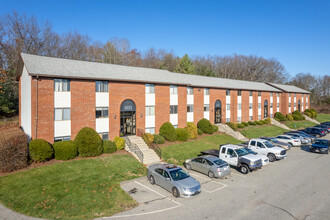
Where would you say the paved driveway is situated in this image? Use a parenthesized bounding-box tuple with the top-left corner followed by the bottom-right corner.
(104, 134, 330, 220)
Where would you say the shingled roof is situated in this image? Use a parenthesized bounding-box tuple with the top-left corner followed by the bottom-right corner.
(267, 83, 310, 94)
(20, 53, 285, 92)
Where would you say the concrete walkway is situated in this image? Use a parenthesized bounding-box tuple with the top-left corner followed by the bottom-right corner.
(0, 203, 43, 220)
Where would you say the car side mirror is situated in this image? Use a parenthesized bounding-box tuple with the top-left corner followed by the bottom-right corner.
(166, 178, 171, 181)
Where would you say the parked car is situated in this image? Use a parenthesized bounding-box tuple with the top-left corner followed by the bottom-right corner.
(292, 131, 316, 141)
(259, 136, 291, 150)
(184, 155, 231, 178)
(275, 135, 301, 147)
(321, 122, 330, 126)
(147, 163, 201, 198)
(314, 124, 330, 133)
(303, 127, 326, 138)
(310, 139, 329, 154)
(244, 148, 270, 165)
(285, 133, 311, 145)
(247, 139, 287, 162)
(200, 144, 262, 174)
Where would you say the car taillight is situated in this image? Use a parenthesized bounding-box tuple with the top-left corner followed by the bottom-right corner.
(294, 140, 298, 142)
(217, 168, 221, 172)
(322, 131, 324, 133)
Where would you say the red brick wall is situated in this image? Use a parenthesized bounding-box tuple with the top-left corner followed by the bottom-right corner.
(194, 87, 204, 125)
(109, 81, 145, 139)
(253, 91, 258, 120)
(155, 84, 169, 134)
(241, 90, 249, 122)
(19, 76, 21, 127)
(31, 77, 54, 142)
(231, 90, 237, 122)
(280, 92, 288, 115)
(178, 86, 187, 128)
(209, 88, 226, 124)
(71, 79, 96, 140)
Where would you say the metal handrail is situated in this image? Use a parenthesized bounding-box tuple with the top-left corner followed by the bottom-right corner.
(137, 128, 162, 159)
(124, 136, 144, 163)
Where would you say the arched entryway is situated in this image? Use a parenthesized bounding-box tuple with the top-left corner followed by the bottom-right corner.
(214, 100, 222, 124)
(298, 100, 301, 112)
(120, 99, 136, 136)
(264, 100, 269, 118)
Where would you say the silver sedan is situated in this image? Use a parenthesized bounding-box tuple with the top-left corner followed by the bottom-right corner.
(184, 155, 231, 178)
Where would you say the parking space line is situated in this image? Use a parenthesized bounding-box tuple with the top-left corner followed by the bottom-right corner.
(230, 172, 247, 178)
(134, 181, 166, 198)
(189, 173, 228, 193)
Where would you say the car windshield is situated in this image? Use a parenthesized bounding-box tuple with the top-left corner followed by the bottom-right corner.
(270, 138, 278, 142)
(264, 141, 275, 148)
(245, 148, 257, 155)
(213, 159, 227, 166)
(235, 148, 249, 156)
(314, 140, 328, 146)
(169, 168, 190, 181)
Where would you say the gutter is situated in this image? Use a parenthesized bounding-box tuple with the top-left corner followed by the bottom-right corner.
(35, 76, 39, 139)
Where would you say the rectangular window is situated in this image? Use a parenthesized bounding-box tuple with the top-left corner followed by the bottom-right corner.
(237, 117, 241, 122)
(270, 92, 273, 97)
(270, 114, 273, 118)
(249, 116, 253, 120)
(270, 103, 273, 108)
(226, 104, 230, 110)
(173, 125, 178, 128)
(294, 103, 296, 107)
(258, 91, 261, 96)
(146, 106, 155, 116)
(249, 103, 253, 109)
(95, 81, 109, 92)
(238, 104, 241, 110)
(187, 87, 193, 95)
(204, 104, 209, 112)
(258, 115, 261, 119)
(237, 90, 241, 96)
(54, 79, 70, 92)
(226, 90, 230, 96)
(294, 93, 296, 97)
(96, 107, 109, 118)
(145, 127, 155, 134)
(249, 91, 253, 96)
(145, 84, 155, 94)
(170, 105, 178, 114)
(54, 108, 70, 120)
(289, 103, 291, 107)
(99, 132, 109, 140)
(204, 88, 209, 95)
(289, 93, 291, 96)
(54, 136, 71, 142)
(277, 103, 279, 107)
(187, 105, 193, 112)
(258, 103, 261, 109)
(170, 85, 178, 94)
(277, 93, 280, 97)
(226, 118, 230, 122)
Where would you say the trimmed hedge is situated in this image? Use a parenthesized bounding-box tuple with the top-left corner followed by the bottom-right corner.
(159, 122, 177, 141)
(153, 134, 165, 144)
(53, 140, 77, 160)
(75, 127, 103, 157)
(261, 120, 268, 124)
(237, 123, 245, 129)
(274, 112, 286, 121)
(213, 125, 219, 132)
(114, 137, 125, 150)
(142, 133, 154, 146)
(248, 121, 256, 126)
(29, 139, 54, 162)
(304, 111, 312, 117)
(226, 122, 237, 130)
(176, 128, 189, 142)
(255, 121, 263, 125)
(185, 122, 198, 139)
(286, 114, 293, 121)
(304, 109, 317, 118)
(197, 128, 203, 135)
(265, 118, 271, 124)
(242, 122, 249, 126)
(197, 119, 214, 134)
(292, 114, 301, 121)
(103, 140, 117, 154)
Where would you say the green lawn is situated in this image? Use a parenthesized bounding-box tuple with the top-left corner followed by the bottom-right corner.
(161, 134, 242, 165)
(284, 120, 317, 129)
(0, 155, 146, 219)
(239, 125, 288, 139)
(315, 114, 330, 123)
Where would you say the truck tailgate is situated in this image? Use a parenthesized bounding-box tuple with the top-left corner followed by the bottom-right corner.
(200, 149, 219, 157)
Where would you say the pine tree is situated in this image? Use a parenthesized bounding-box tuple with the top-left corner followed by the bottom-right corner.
(174, 54, 196, 74)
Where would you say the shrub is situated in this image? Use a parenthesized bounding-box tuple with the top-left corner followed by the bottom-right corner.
(255, 121, 263, 125)
(292, 110, 301, 116)
(0, 125, 29, 172)
(176, 128, 189, 142)
(274, 112, 286, 121)
(142, 133, 154, 146)
(153, 134, 165, 144)
(74, 127, 103, 157)
(185, 122, 198, 139)
(310, 108, 317, 118)
(226, 122, 237, 130)
(159, 122, 177, 141)
(261, 120, 268, 124)
(237, 123, 245, 129)
(197, 128, 203, 135)
(265, 118, 271, 124)
(103, 140, 117, 154)
(304, 109, 317, 118)
(304, 111, 312, 118)
(286, 114, 293, 121)
(29, 139, 53, 162)
(242, 122, 249, 126)
(197, 118, 214, 134)
(301, 115, 306, 120)
(292, 114, 301, 121)
(53, 141, 77, 160)
(114, 137, 125, 150)
(248, 121, 256, 126)
(213, 125, 219, 132)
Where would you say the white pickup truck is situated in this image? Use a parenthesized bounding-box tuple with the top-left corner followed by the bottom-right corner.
(247, 139, 287, 162)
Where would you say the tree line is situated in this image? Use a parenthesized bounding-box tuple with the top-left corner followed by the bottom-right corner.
(0, 12, 328, 117)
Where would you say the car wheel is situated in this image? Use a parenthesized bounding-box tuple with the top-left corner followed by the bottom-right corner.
(185, 163, 191, 170)
(172, 187, 179, 198)
(149, 175, 155, 185)
(310, 147, 314, 152)
(208, 171, 215, 178)
(240, 164, 249, 174)
(289, 143, 293, 148)
(268, 153, 276, 162)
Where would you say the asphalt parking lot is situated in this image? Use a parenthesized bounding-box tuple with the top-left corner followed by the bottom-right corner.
(103, 133, 330, 220)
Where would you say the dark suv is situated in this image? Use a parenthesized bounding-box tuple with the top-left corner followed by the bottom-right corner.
(310, 139, 329, 154)
(303, 127, 326, 138)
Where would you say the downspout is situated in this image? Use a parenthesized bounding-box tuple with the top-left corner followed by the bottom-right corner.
(35, 76, 39, 139)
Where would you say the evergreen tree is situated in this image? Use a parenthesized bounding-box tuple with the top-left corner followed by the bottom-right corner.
(174, 54, 196, 74)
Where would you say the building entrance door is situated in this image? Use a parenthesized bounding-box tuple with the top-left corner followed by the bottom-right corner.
(120, 100, 136, 136)
(214, 100, 222, 124)
(298, 100, 301, 112)
(264, 100, 269, 118)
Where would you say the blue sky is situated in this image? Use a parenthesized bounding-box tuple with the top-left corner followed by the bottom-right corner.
(1, 0, 329, 78)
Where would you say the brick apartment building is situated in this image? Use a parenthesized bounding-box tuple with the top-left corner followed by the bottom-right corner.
(18, 53, 310, 143)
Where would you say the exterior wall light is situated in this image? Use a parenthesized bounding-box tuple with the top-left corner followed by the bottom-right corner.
(140, 113, 143, 118)
(113, 114, 117, 119)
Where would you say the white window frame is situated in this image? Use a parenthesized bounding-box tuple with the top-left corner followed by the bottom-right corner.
(54, 108, 70, 121)
(145, 84, 155, 94)
(146, 106, 155, 116)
